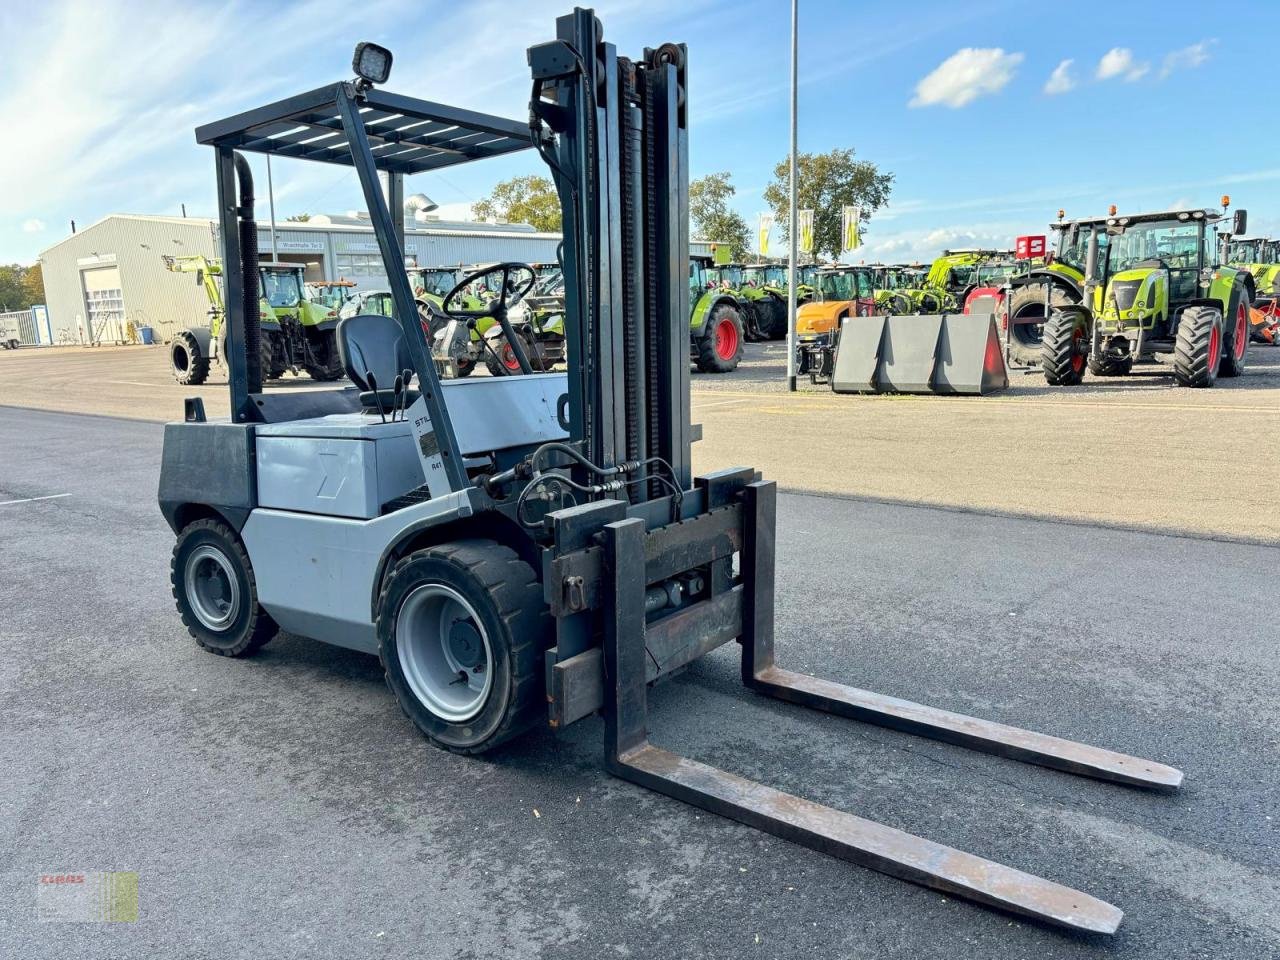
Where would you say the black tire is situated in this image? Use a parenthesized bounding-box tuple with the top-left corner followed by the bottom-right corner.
(171, 332, 209, 385)
(302, 328, 346, 381)
(259, 331, 286, 380)
(171, 518, 277, 657)
(1088, 354, 1132, 376)
(756, 296, 788, 340)
(1041, 308, 1090, 386)
(918, 291, 944, 314)
(1007, 284, 1077, 367)
(1219, 288, 1250, 378)
(695, 303, 744, 373)
(1173, 305, 1223, 388)
(377, 540, 549, 754)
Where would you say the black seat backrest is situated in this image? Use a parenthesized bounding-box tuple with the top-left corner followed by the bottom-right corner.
(337, 314, 411, 392)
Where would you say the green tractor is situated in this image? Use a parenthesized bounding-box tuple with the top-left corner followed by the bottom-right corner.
(256, 262, 346, 380)
(486, 265, 567, 376)
(739, 262, 812, 340)
(163, 256, 343, 384)
(690, 254, 745, 372)
(913, 249, 1011, 312)
(305, 278, 358, 311)
(868, 263, 928, 314)
(1040, 204, 1252, 387)
(1222, 236, 1280, 298)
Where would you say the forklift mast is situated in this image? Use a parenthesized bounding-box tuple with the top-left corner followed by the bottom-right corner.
(530, 10, 692, 494)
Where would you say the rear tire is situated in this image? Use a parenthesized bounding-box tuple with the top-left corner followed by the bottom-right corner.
(171, 332, 209, 385)
(484, 332, 533, 377)
(1007, 284, 1076, 367)
(1173, 305, 1223, 388)
(695, 304, 744, 373)
(171, 519, 277, 657)
(1218, 290, 1250, 378)
(755, 297, 788, 340)
(1041, 308, 1089, 386)
(302, 328, 346, 381)
(377, 540, 549, 755)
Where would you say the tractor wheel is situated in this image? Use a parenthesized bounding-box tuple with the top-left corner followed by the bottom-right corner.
(302, 329, 346, 381)
(377, 539, 550, 755)
(756, 297, 788, 340)
(918, 291, 944, 314)
(1088, 354, 1132, 377)
(171, 518, 277, 657)
(171, 332, 210, 385)
(485, 333, 533, 377)
(695, 304, 744, 373)
(259, 332, 286, 380)
(1218, 290, 1250, 378)
(1040, 309, 1089, 386)
(1173, 305, 1224, 388)
(1007, 284, 1075, 367)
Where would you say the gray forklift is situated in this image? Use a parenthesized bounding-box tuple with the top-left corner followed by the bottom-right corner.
(159, 13, 1181, 935)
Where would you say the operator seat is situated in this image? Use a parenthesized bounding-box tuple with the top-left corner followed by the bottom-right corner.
(336, 313, 419, 415)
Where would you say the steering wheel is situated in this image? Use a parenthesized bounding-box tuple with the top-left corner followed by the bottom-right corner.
(440, 263, 538, 376)
(442, 263, 536, 320)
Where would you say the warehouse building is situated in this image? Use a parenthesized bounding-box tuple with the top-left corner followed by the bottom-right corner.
(36, 212, 562, 345)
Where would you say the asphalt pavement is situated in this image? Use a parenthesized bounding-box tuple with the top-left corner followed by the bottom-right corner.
(1, 406, 1277, 959)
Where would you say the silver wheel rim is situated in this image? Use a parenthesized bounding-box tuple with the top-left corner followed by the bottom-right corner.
(396, 584, 493, 723)
(185, 545, 241, 631)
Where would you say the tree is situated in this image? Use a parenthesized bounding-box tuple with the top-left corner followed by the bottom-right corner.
(472, 175, 561, 232)
(762, 148, 893, 262)
(285, 213, 311, 222)
(690, 173, 751, 261)
(0, 263, 43, 311)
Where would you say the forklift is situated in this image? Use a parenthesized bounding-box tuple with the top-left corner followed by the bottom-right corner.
(159, 12, 1181, 935)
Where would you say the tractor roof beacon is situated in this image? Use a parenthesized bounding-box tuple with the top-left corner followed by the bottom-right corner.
(158, 12, 1181, 935)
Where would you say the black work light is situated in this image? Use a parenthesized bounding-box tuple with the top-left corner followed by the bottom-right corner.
(352, 42, 393, 86)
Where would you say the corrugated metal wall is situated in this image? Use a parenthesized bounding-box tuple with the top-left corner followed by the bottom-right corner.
(40, 217, 217, 344)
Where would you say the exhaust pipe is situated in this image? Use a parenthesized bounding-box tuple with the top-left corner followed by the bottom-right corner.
(233, 153, 262, 393)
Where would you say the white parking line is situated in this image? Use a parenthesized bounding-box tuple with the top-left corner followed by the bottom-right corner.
(102, 380, 159, 388)
(0, 493, 72, 507)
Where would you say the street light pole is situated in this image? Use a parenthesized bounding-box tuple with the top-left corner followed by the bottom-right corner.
(786, 0, 799, 392)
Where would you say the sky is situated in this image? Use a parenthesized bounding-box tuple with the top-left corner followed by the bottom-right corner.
(3, 0, 1278, 266)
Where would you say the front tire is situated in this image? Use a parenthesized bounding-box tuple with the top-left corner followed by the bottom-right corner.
(1218, 290, 1250, 378)
(695, 304, 744, 373)
(1173, 305, 1223, 388)
(171, 519, 277, 657)
(171, 332, 209, 385)
(377, 540, 549, 754)
(1041, 308, 1089, 386)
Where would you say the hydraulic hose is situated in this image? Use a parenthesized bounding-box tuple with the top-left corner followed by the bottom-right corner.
(234, 153, 262, 394)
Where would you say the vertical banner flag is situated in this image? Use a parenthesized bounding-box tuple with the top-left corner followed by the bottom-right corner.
(798, 209, 814, 254)
(842, 205, 862, 253)
(758, 213, 774, 256)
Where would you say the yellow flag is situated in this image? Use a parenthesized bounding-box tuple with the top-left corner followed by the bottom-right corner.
(758, 214, 774, 256)
(798, 209, 814, 254)
(842, 205, 862, 253)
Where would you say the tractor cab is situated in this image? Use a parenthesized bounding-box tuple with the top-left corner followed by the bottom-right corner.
(306, 278, 358, 311)
(795, 265, 876, 381)
(742, 263, 786, 290)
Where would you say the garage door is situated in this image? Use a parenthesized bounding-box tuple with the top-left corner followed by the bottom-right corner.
(82, 266, 126, 344)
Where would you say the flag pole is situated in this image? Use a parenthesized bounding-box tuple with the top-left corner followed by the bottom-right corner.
(786, 0, 799, 392)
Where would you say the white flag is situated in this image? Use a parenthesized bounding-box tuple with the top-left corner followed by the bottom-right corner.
(798, 209, 815, 254)
(758, 214, 774, 256)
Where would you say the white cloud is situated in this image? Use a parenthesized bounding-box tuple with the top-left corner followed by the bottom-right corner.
(1096, 47, 1149, 82)
(1161, 40, 1215, 78)
(22, 219, 46, 233)
(847, 220, 1030, 265)
(1043, 59, 1075, 95)
(909, 48, 1024, 108)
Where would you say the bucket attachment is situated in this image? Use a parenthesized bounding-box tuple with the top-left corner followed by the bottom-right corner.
(549, 474, 1183, 935)
(831, 314, 1008, 396)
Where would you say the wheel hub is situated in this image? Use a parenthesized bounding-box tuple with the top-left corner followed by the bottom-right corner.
(447, 619, 485, 669)
(185, 544, 240, 631)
